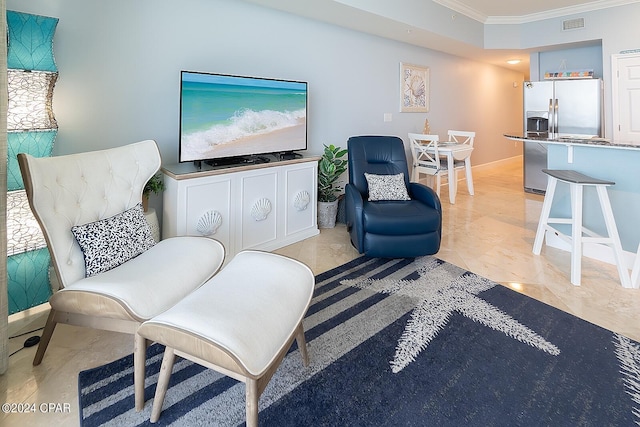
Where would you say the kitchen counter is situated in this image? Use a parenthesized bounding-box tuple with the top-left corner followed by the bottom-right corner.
(504, 132, 640, 266)
(504, 132, 640, 150)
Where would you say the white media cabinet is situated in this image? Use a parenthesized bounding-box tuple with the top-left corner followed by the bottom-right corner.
(162, 156, 320, 259)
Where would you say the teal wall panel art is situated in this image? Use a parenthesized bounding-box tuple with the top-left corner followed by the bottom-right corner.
(6, 10, 59, 315)
(7, 10, 58, 72)
(7, 131, 56, 191)
(7, 249, 51, 315)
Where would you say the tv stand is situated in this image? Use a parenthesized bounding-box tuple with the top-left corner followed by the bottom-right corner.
(162, 157, 320, 259)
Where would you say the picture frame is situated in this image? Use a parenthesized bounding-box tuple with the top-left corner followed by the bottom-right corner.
(400, 62, 429, 113)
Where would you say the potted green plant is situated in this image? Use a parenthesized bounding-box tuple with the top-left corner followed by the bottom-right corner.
(317, 144, 348, 228)
(142, 173, 165, 212)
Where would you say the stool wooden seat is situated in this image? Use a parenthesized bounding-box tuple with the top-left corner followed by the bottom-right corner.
(138, 250, 315, 426)
(533, 169, 631, 288)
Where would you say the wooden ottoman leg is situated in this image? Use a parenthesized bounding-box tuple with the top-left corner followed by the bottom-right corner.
(295, 323, 310, 367)
(246, 378, 259, 427)
(134, 332, 148, 411)
(151, 348, 176, 423)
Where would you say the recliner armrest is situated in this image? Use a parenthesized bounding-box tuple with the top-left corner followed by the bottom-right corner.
(345, 183, 364, 227)
(409, 182, 442, 213)
(345, 183, 365, 252)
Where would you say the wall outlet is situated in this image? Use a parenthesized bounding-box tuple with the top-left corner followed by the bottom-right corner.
(384, 113, 392, 122)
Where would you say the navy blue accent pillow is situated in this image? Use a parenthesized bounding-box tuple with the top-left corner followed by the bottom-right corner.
(71, 203, 156, 277)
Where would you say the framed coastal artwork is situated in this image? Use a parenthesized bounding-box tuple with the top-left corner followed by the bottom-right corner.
(400, 62, 429, 112)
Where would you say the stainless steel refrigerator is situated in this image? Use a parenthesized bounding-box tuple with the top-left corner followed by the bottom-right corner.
(523, 79, 603, 193)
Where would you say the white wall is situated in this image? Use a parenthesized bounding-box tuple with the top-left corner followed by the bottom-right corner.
(7, 0, 523, 169)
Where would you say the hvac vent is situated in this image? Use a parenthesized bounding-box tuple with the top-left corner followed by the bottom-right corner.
(562, 18, 585, 31)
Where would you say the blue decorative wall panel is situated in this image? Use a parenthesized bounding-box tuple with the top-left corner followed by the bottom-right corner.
(7, 249, 52, 315)
(7, 10, 58, 315)
(7, 131, 56, 191)
(7, 10, 58, 72)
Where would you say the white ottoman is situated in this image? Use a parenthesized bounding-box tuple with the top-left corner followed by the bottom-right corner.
(138, 250, 315, 426)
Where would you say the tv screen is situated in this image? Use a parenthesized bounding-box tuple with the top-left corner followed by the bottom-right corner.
(179, 71, 308, 164)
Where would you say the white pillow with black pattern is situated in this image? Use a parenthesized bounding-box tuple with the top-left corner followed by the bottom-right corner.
(364, 172, 411, 201)
(71, 203, 157, 277)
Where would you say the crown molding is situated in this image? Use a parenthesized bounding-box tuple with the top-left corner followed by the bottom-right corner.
(432, 0, 488, 22)
(434, 0, 640, 24)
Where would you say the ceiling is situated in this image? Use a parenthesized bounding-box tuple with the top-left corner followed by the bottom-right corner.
(245, 0, 638, 77)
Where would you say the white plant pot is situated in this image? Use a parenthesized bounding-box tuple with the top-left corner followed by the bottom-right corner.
(317, 200, 339, 229)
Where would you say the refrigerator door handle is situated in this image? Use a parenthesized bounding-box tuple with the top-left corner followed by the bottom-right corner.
(553, 99, 559, 134)
(548, 98, 554, 134)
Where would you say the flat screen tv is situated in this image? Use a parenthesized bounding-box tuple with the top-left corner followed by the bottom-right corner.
(179, 70, 308, 165)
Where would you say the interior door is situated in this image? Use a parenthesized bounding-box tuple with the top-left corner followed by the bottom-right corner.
(612, 53, 640, 142)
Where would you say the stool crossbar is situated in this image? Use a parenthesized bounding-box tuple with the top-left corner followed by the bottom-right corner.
(533, 169, 631, 288)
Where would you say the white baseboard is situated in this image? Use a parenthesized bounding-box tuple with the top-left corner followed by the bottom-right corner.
(471, 155, 522, 173)
(439, 155, 523, 186)
(8, 303, 50, 337)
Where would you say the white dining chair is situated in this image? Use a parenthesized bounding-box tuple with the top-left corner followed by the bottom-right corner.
(408, 133, 447, 196)
(447, 130, 475, 196)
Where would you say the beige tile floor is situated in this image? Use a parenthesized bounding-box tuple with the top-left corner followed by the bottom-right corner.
(2, 156, 640, 426)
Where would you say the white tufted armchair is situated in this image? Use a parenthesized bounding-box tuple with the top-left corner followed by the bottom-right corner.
(17, 140, 226, 411)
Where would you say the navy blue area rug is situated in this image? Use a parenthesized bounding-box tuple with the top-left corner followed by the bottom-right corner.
(78, 256, 640, 426)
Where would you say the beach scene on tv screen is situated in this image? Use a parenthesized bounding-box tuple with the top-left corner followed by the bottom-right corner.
(180, 72, 307, 162)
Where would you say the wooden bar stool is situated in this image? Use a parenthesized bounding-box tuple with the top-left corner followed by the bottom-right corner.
(532, 169, 631, 288)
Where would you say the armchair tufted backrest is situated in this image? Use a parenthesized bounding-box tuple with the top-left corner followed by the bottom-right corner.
(347, 135, 411, 195)
(18, 140, 162, 288)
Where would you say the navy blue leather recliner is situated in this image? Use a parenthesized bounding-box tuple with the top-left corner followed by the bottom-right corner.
(345, 135, 442, 258)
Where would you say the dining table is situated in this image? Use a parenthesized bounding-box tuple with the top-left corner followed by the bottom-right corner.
(421, 140, 474, 204)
